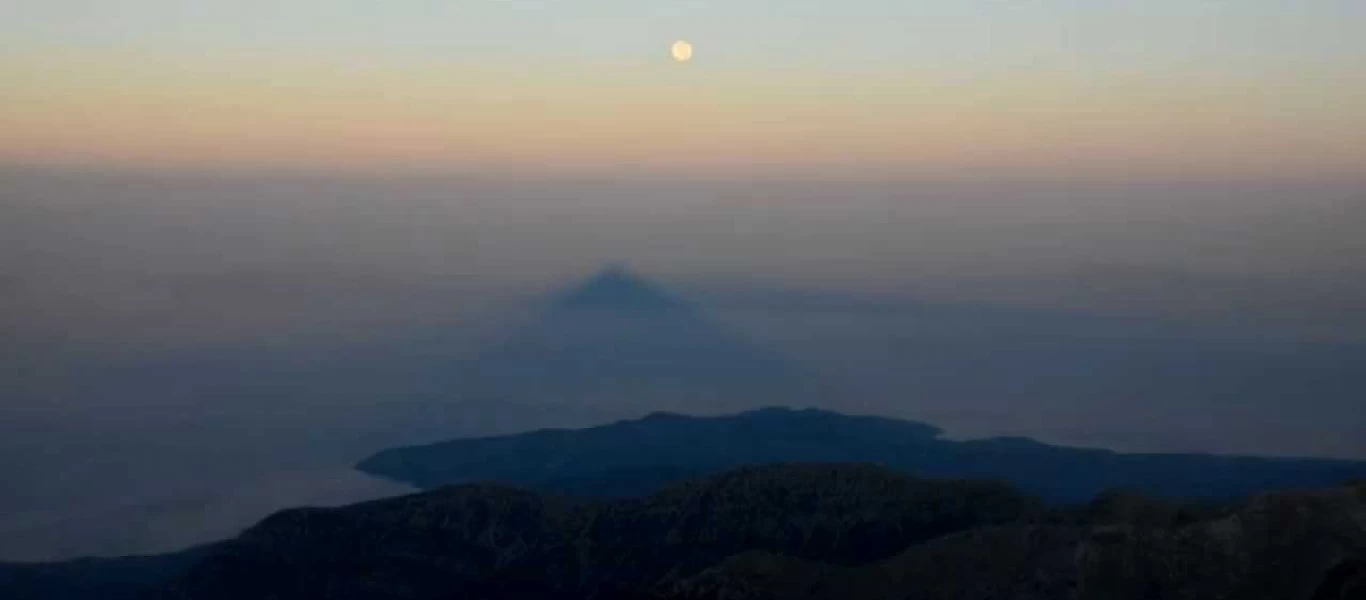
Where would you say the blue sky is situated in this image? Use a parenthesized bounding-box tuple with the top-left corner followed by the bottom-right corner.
(6, 1, 1363, 70)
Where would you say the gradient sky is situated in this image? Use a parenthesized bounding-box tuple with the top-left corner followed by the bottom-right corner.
(5, 3, 1366, 561)
(3, 1, 1364, 176)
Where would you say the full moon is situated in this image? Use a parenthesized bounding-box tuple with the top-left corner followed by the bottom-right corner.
(671, 40, 694, 63)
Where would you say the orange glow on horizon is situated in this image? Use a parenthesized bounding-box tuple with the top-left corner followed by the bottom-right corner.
(2, 52, 1363, 178)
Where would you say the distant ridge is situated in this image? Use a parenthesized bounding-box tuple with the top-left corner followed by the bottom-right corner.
(358, 407, 1366, 504)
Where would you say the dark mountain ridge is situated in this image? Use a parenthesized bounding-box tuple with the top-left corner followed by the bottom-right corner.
(7, 466, 1364, 599)
(162, 468, 1366, 600)
(161, 464, 1041, 599)
(358, 407, 1366, 504)
(669, 481, 1366, 600)
(0, 544, 218, 600)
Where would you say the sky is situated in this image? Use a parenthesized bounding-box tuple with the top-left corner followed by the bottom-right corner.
(2, 0, 1364, 177)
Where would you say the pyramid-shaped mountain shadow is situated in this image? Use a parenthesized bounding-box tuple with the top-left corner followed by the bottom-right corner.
(453, 266, 824, 415)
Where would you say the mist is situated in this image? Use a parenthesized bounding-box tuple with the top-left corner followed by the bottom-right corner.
(3, 167, 1365, 560)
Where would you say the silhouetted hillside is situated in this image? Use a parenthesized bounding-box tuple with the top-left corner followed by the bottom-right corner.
(0, 544, 217, 600)
(163, 464, 1036, 600)
(669, 482, 1366, 600)
(7, 468, 1364, 599)
(358, 407, 1366, 503)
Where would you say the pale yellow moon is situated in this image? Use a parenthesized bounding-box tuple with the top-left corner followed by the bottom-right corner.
(671, 40, 694, 63)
